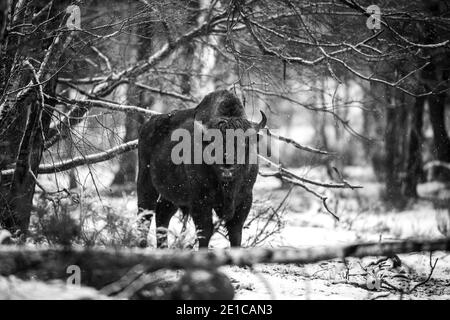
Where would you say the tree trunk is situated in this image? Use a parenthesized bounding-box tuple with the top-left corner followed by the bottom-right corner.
(111, 107, 147, 185)
(363, 81, 386, 181)
(404, 97, 425, 197)
(428, 91, 450, 162)
(5, 82, 55, 232)
(420, 0, 450, 179)
(111, 25, 153, 185)
(112, 0, 200, 186)
(422, 63, 450, 181)
(0, 1, 73, 233)
(179, 0, 199, 96)
(384, 86, 409, 208)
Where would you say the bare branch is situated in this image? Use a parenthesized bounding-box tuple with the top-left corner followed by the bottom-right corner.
(409, 253, 439, 293)
(2, 140, 138, 176)
(44, 94, 333, 158)
(90, 10, 228, 98)
(259, 155, 362, 190)
(133, 82, 197, 103)
(65, 98, 157, 116)
(265, 128, 333, 156)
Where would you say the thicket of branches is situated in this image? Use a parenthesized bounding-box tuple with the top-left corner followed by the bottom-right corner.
(0, 0, 449, 236)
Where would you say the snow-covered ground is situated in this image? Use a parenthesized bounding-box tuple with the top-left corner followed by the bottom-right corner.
(35, 165, 450, 299)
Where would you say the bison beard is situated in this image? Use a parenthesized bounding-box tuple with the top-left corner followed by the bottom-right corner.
(136, 90, 266, 248)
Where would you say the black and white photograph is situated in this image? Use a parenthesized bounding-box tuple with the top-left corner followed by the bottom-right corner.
(0, 0, 449, 304)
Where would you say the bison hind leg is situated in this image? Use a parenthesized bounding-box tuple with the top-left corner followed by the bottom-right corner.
(136, 165, 158, 248)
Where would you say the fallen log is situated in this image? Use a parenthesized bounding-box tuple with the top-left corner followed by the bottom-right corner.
(0, 276, 111, 300)
(0, 238, 449, 289)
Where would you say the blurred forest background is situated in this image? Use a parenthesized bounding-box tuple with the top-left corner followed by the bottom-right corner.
(0, 0, 449, 247)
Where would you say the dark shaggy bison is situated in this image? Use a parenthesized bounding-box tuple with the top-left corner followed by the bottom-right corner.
(137, 90, 266, 248)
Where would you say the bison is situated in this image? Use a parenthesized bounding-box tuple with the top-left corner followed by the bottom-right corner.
(137, 90, 266, 248)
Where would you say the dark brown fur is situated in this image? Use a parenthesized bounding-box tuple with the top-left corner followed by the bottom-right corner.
(137, 90, 265, 248)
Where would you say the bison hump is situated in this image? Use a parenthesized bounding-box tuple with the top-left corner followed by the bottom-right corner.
(194, 90, 246, 122)
(138, 113, 174, 150)
(140, 108, 195, 141)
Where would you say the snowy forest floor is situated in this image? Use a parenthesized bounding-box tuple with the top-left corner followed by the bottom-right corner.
(230, 167, 450, 300)
(18, 165, 450, 299)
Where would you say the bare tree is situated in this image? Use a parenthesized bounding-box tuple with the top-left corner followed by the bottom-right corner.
(0, 0, 74, 232)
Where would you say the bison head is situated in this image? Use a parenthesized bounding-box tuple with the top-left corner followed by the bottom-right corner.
(194, 111, 267, 182)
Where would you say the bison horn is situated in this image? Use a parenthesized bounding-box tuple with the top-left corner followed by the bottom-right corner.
(255, 111, 267, 131)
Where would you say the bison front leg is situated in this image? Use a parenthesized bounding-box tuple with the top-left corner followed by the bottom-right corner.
(191, 205, 214, 249)
(155, 198, 178, 248)
(226, 195, 252, 247)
